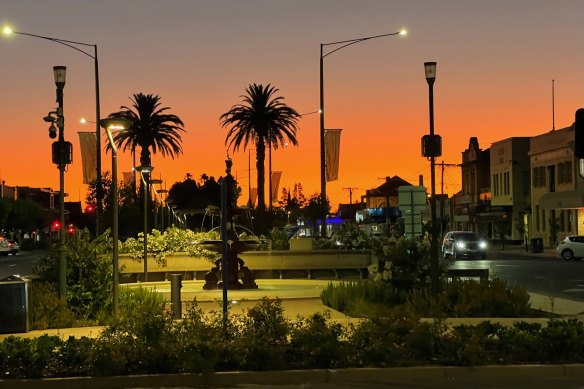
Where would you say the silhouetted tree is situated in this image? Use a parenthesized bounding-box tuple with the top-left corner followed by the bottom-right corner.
(220, 84, 300, 213)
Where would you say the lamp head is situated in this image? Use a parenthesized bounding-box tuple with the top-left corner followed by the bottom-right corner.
(135, 165, 154, 173)
(2, 26, 14, 36)
(424, 62, 437, 81)
(53, 66, 66, 88)
(99, 117, 131, 131)
(399, 28, 407, 36)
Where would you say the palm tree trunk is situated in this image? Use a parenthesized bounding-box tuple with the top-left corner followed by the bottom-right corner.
(256, 144, 266, 211)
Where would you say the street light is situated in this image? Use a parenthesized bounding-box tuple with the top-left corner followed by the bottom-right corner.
(149, 178, 163, 231)
(99, 117, 131, 318)
(422, 61, 441, 292)
(49, 65, 69, 301)
(157, 187, 168, 231)
(136, 164, 154, 281)
(319, 29, 407, 237)
(3, 25, 103, 236)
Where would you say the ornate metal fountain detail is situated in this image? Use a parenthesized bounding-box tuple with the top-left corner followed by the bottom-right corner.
(203, 157, 258, 290)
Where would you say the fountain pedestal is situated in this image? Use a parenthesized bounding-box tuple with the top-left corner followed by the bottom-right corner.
(202, 157, 258, 290)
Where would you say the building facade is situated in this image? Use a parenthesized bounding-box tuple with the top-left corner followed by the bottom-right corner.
(490, 137, 531, 243)
(530, 125, 584, 246)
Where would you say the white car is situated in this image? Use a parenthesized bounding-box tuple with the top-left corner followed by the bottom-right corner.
(0, 237, 10, 256)
(556, 236, 584, 261)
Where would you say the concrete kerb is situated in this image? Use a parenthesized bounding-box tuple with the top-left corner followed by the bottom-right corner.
(3, 365, 584, 389)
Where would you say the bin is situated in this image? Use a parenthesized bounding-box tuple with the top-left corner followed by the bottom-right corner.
(0, 275, 30, 333)
(531, 238, 544, 253)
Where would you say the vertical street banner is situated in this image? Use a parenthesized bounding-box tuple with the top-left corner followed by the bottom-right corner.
(122, 172, 134, 186)
(271, 171, 282, 204)
(325, 128, 342, 182)
(250, 188, 258, 208)
(78, 132, 97, 184)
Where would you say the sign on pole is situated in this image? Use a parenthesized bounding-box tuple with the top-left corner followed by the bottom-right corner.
(398, 186, 427, 240)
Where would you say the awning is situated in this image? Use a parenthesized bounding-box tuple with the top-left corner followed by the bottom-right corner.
(539, 191, 584, 210)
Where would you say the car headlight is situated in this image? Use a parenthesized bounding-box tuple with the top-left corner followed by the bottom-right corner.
(479, 241, 487, 249)
(456, 242, 466, 249)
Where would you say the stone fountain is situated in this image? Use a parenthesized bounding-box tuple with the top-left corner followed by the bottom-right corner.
(202, 157, 259, 290)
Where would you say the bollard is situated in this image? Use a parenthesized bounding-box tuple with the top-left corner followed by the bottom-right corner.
(169, 273, 182, 319)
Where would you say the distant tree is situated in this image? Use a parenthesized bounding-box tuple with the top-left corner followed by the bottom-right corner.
(4, 198, 48, 234)
(279, 183, 307, 224)
(303, 194, 331, 236)
(220, 84, 300, 212)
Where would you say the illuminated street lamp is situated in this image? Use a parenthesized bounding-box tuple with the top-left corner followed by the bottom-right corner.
(319, 29, 407, 237)
(149, 178, 163, 230)
(3, 25, 103, 236)
(49, 65, 69, 301)
(99, 117, 131, 317)
(422, 61, 441, 292)
(136, 164, 154, 281)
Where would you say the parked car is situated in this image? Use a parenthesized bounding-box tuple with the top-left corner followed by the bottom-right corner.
(442, 231, 487, 259)
(556, 236, 584, 261)
(7, 240, 19, 255)
(0, 237, 10, 256)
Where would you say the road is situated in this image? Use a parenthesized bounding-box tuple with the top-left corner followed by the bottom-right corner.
(450, 249, 584, 302)
(2, 248, 584, 303)
(0, 250, 44, 280)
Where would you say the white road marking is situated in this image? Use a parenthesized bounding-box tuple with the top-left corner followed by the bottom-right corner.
(495, 264, 520, 268)
(563, 289, 584, 293)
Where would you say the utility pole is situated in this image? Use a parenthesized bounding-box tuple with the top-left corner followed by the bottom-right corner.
(342, 187, 359, 204)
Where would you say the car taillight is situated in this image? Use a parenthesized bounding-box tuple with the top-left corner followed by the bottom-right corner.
(8, 243, 12, 248)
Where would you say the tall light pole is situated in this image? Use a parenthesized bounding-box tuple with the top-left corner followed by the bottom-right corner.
(3, 26, 103, 236)
(51, 65, 70, 301)
(100, 117, 131, 318)
(150, 178, 163, 230)
(137, 165, 153, 281)
(319, 29, 407, 237)
(423, 61, 441, 292)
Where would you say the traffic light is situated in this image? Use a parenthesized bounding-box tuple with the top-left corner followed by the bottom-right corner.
(576, 108, 584, 158)
(52, 220, 61, 231)
(67, 224, 76, 236)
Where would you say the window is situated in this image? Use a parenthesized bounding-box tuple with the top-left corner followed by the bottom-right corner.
(535, 205, 540, 231)
(493, 173, 499, 196)
(558, 161, 573, 184)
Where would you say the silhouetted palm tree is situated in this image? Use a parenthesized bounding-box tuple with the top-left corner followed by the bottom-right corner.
(220, 84, 300, 211)
(109, 93, 185, 181)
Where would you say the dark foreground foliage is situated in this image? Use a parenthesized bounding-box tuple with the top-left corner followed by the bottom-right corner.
(1, 299, 583, 379)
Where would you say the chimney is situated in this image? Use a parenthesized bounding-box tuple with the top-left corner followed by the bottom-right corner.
(419, 175, 424, 186)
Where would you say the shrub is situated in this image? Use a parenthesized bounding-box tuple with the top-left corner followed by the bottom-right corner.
(29, 281, 76, 330)
(321, 278, 534, 318)
(33, 229, 113, 321)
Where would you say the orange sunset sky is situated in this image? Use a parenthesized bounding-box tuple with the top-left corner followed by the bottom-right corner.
(1, 0, 584, 211)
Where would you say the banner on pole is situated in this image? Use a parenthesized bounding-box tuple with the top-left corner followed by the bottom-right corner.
(78, 132, 97, 184)
(325, 128, 342, 182)
(271, 171, 282, 203)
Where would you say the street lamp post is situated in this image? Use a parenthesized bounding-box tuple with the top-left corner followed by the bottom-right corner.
(319, 29, 406, 237)
(158, 188, 168, 231)
(51, 65, 69, 301)
(137, 165, 153, 281)
(3, 26, 103, 237)
(100, 117, 131, 318)
(150, 179, 163, 230)
(423, 61, 441, 292)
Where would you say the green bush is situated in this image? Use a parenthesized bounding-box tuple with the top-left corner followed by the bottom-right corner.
(321, 278, 534, 318)
(33, 229, 113, 321)
(7, 299, 584, 378)
(30, 281, 76, 330)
